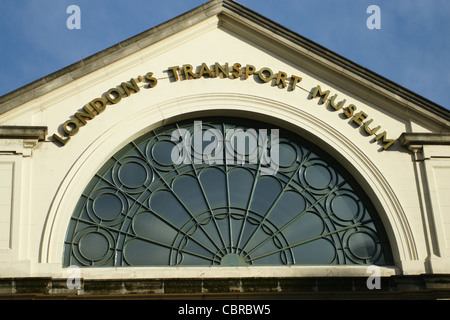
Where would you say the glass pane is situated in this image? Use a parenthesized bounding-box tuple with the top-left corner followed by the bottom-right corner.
(249, 176, 282, 214)
(173, 175, 208, 214)
(229, 168, 254, 208)
(93, 193, 123, 221)
(133, 211, 178, 245)
(150, 191, 190, 226)
(119, 161, 147, 187)
(79, 232, 109, 261)
(200, 168, 227, 209)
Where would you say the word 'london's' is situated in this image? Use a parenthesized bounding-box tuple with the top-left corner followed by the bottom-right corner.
(52, 62, 397, 151)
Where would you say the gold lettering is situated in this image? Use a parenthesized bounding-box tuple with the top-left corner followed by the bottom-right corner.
(198, 63, 213, 78)
(352, 111, 368, 126)
(276, 72, 287, 88)
(52, 69, 400, 153)
(311, 85, 330, 104)
(106, 88, 123, 104)
(145, 72, 158, 88)
(53, 133, 70, 145)
(343, 104, 357, 118)
(375, 131, 395, 150)
(258, 67, 273, 83)
(182, 64, 197, 80)
(52, 70, 161, 146)
(329, 94, 346, 111)
(90, 98, 107, 114)
(121, 78, 140, 96)
(244, 64, 256, 79)
(168, 66, 180, 81)
(290, 75, 302, 91)
(364, 119, 381, 135)
(214, 62, 229, 78)
(75, 104, 96, 125)
(231, 63, 242, 79)
(63, 119, 81, 136)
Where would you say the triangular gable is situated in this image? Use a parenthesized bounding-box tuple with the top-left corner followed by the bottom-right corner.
(0, 0, 450, 286)
(0, 0, 448, 130)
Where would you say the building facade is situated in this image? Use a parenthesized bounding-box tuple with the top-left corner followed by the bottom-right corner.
(0, 0, 449, 299)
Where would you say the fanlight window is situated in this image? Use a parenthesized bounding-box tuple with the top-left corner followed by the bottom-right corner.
(63, 118, 393, 267)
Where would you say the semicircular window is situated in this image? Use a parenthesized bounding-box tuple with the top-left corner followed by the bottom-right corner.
(63, 118, 393, 267)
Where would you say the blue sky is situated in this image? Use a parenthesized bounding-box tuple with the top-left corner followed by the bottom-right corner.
(1, 0, 449, 109)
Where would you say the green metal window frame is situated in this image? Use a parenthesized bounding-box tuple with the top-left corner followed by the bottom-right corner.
(63, 118, 393, 267)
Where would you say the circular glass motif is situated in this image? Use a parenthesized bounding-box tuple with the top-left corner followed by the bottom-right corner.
(152, 141, 178, 166)
(79, 232, 109, 261)
(119, 162, 147, 187)
(348, 232, 377, 259)
(305, 164, 332, 189)
(64, 118, 393, 267)
(93, 193, 123, 220)
(332, 194, 360, 221)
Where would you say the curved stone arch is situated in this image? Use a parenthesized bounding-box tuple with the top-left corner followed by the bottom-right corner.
(41, 93, 417, 272)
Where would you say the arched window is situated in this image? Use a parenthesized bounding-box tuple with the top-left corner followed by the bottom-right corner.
(63, 118, 393, 267)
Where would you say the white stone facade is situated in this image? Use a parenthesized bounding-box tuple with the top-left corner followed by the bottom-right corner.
(0, 1, 448, 288)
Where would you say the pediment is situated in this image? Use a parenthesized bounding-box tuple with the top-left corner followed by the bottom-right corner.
(2, 1, 450, 283)
(0, 0, 448, 150)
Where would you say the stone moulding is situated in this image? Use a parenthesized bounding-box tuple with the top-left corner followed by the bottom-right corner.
(1, 275, 450, 299)
(0, 126, 47, 141)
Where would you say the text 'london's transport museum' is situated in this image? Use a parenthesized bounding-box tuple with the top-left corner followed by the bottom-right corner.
(0, 0, 449, 299)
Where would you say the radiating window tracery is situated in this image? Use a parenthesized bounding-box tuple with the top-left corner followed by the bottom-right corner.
(63, 118, 393, 267)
